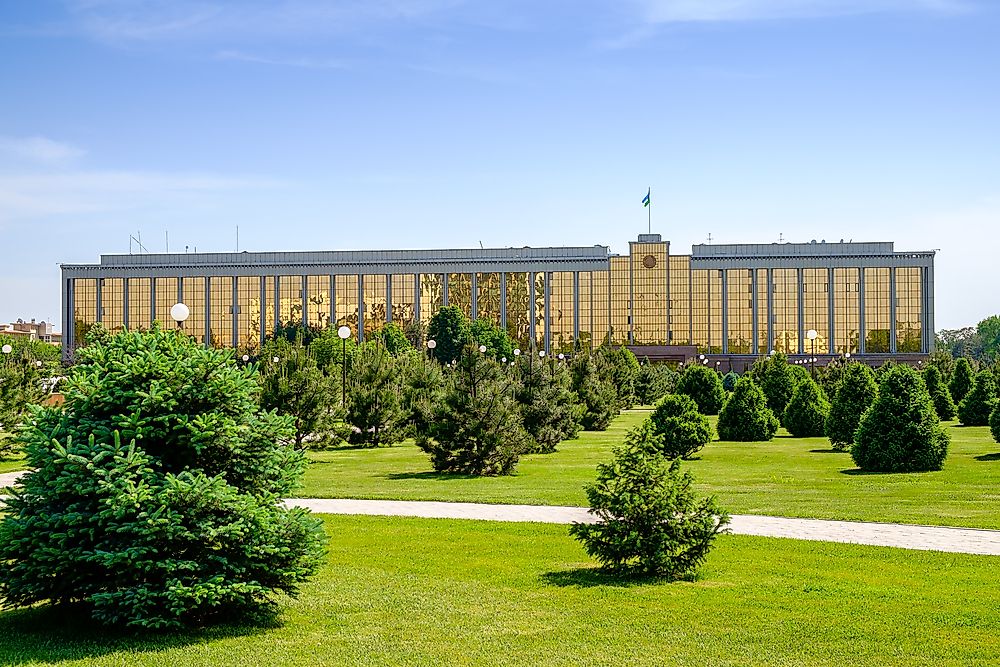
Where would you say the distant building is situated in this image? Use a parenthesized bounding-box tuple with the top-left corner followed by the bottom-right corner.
(59, 235, 934, 365)
(1, 319, 61, 345)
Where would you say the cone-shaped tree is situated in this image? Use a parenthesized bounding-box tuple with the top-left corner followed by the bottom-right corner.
(516, 358, 582, 453)
(260, 336, 337, 448)
(949, 357, 975, 406)
(826, 363, 878, 451)
(990, 402, 1000, 444)
(635, 363, 678, 405)
(957, 371, 998, 426)
(0, 326, 325, 629)
(647, 393, 713, 459)
(717, 377, 779, 442)
(783, 377, 830, 438)
(851, 365, 950, 472)
(345, 341, 405, 446)
(747, 352, 797, 419)
(676, 365, 726, 415)
(426, 305, 472, 364)
(922, 366, 957, 421)
(570, 353, 619, 431)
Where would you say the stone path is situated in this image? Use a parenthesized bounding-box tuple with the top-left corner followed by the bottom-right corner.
(3, 471, 998, 556)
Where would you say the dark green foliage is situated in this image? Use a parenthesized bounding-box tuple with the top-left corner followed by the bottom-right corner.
(310, 325, 357, 376)
(373, 323, 414, 356)
(957, 371, 998, 427)
(826, 363, 878, 451)
(570, 353, 619, 431)
(469, 318, 515, 361)
(399, 353, 444, 439)
(0, 353, 48, 458)
(675, 365, 726, 415)
(635, 362, 678, 405)
(926, 348, 955, 384)
(990, 402, 1000, 444)
(268, 320, 323, 347)
(950, 358, 975, 406)
(426, 306, 472, 364)
(747, 353, 797, 419)
(569, 442, 729, 578)
(721, 371, 739, 393)
(346, 342, 405, 446)
(874, 360, 897, 383)
(595, 346, 640, 409)
(416, 346, 531, 475)
(647, 394, 713, 459)
(815, 359, 846, 399)
(852, 365, 950, 472)
(922, 366, 957, 421)
(260, 337, 338, 448)
(0, 326, 325, 629)
(516, 360, 582, 453)
(782, 378, 830, 438)
(716, 377, 779, 442)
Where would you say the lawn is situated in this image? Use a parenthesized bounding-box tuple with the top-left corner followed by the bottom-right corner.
(298, 410, 1000, 529)
(1, 515, 997, 666)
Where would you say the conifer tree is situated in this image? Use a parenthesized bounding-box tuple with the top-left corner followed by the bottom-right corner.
(826, 362, 878, 451)
(747, 352, 797, 419)
(957, 371, 998, 427)
(852, 365, 949, 472)
(783, 377, 830, 438)
(922, 365, 957, 421)
(647, 393, 713, 459)
(716, 377, 779, 442)
(950, 357, 975, 406)
(676, 364, 726, 415)
(570, 353, 619, 431)
(346, 341, 405, 446)
(516, 358, 582, 453)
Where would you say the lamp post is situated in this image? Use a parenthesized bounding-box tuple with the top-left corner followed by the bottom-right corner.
(170, 302, 190, 331)
(1, 343, 11, 368)
(338, 325, 352, 406)
(806, 329, 818, 378)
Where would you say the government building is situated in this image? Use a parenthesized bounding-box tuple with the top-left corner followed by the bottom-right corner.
(60, 235, 935, 365)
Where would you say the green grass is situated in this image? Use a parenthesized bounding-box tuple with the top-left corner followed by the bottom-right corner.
(0, 452, 27, 474)
(1, 515, 997, 666)
(298, 409, 1000, 529)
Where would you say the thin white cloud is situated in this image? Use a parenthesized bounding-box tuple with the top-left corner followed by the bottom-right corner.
(0, 136, 86, 166)
(634, 0, 971, 23)
(216, 50, 349, 70)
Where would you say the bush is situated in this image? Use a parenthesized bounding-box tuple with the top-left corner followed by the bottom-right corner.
(569, 442, 729, 578)
(990, 402, 1000, 444)
(949, 357, 975, 405)
(721, 371, 739, 393)
(747, 353, 797, 419)
(416, 346, 531, 475)
(782, 377, 830, 438)
(957, 371, 998, 427)
(826, 363, 878, 451)
(0, 326, 325, 629)
(345, 342, 405, 446)
(675, 365, 726, 415)
(851, 365, 950, 472)
(716, 377, 779, 442)
(426, 305, 472, 364)
(635, 362, 678, 405)
(922, 366, 957, 421)
(596, 346, 640, 410)
(647, 394, 713, 459)
(570, 353, 619, 431)
(516, 359, 582, 453)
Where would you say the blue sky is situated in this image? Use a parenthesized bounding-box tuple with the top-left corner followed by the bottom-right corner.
(1, 0, 997, 330)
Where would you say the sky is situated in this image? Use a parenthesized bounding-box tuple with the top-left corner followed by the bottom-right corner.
(0, 0, 997, 331)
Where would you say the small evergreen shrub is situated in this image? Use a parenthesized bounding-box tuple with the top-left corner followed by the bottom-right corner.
(676, 365, 726, 415)
(851, 365, 950, 472)
(260, 336, 338, 448)
(990, 402, 1000, 444)
(570, 354, 619, 431)
(569, 441, 729, 578)
(721, 371, 739, 393)
(826, 363, 878, 451)
(647, 394, 713, 459)
(922, 366, 957, 421)
(783, 377, 830, 438)
(949, 357, 975, 405)
(747, 352, 797, 418)
(635, 363, 678, 405)
(345, 341, 405, 446)
(517, 360, 582, 453)
(716, 377, 779, 442)
(957, 371, 998, 427)
(595, 346, 640, 410)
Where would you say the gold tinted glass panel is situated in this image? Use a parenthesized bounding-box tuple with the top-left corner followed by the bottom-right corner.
(577, 272, 592, 350)
(669, 256, 690, 345)
(833, 268, 860, 354)
(181, 277, 206, 343)
(691, 269, 708, 351)
(550, 271, 574, 353)
(772, 269, 798, 354)
(154, 277, 178, 328)
(307, 276, 331, 330)
(864, 268, 890, 353)
(631, 242, 667, 345)
(610, 256, 630, 344)
(279, 276, 303, 325)
(802, 268, 829, 354)
(726, 269, 753, 354)
(476, 272, 502, 325)
(363, 275, 387, 338)
(101, 278, 124, 331)
(448, 273, 472, 318)
(237, 276, 261, 352)
(391, 274, 416, 328)
(264, 277, 276, 335)
(505, 272, 530, 347)
(208, 277, 233, 348)
(336, 275, 359, 333)
(533, 272, 546, 349)
(127, 278, 151, 330)
(756, 269, 768, 353)
(708, 270, 722, 353)
(896, 267, 922, 353)
(73, 278, 97, 346)
(419, 274, 443, 325)
(591, 269, 609, 346)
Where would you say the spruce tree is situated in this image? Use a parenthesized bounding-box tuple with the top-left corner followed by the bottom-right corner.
(957, 371, 998, 427)
(516, 358, 582, 453)
(676, 365, 726, 415)
(345, 341, 405, 446)
(922, 366, 957, 421)
(0, 326, 325, 629)
(716, 377, 779, 442)
(826, 363, 878, 451)
(260, 336, 337, 448)
(852, 365, 949, 472)
(783, 377, 830, 438)
(647, 394, 713, 459)
(570, 353, 619, 431)
(950, 357, 975, 406)
(635, 362, 677, 405)
(747, 352, 797, 419)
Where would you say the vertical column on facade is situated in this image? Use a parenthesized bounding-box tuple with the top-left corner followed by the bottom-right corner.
(750, 269, 758, 355)
(95, 276, 104, 323)
(607, 270, 613, 347)
(858, 268, 866, 354)
(442, 273, 448, 307)
(358, 275, 365, 342)
(204, 278, 211, 346)
(63, 278, 74, 361)
(273, 276, 281, 331)
(688, 267, 693, 347)
(301, 276, 308, 327)
(330, 274, 337, 326)
(149, 278, 157, 326)
(797, 267, 805, 355)
(123, 278, 130, 330)
(572, 271, 580, 348)
(470, 272, 478, 321)
(889, 267, 897, 354)
(259, 278, 267, 346)
(721, 269, 729, 354)
(231, 276, 239, 349)
(528, 272, 536, 350)
(413, 274, 420, 324)
(827, 267, 835, 354)
(544, 271, 552, 354)
(766, 269, 774, 353)
(628, 251, 635, 344)
(499, 272, 507, 330)
(386, 274, 393, 324)
(923, 264, 934, 354)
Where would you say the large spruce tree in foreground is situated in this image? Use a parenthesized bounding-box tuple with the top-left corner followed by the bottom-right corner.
(0, 326, 325, 629)
(852, 365, 949, 472)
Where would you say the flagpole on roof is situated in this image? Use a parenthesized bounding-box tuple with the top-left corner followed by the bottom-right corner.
(648, 186, 651, 234)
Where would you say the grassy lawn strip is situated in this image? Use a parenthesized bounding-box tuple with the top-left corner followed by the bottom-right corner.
(299, 410, 1000, 529)
(1, 515, 997, 666)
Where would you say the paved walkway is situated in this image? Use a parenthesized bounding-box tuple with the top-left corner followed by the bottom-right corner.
(3, 471, 998, 556)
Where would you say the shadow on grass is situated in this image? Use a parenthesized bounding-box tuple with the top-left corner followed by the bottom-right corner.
(839, 468, 886, 476)
(810, 448, 846, 454)
(974, 452, 1000, 461)
(385, 471, 481, 481)
(0, 603, 278, 665)
(541, 567, 695, 589)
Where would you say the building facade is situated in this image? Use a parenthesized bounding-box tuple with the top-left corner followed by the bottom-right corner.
(60, 235, 935, 362)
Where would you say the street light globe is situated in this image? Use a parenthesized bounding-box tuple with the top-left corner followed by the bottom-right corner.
(845, 352, 851, 359)
(806, 329, 818, 341)
(242, 354, 250, 362)
(337, 325, 352, 340)
(539, 350, 546, 358)
(479, 345, 487, 353)
(426, 339, 436, 349)
(35, 360, 43, 367)
(272, 356, 280, 363)
(501, 357, 507, 363)
(558, 353, 565, 360)
(699, 354, 705, 360)
(513, 348, 521, 356)
(769, 349, 775, 355)
(1, 344, 11, 354)
(170, 302, 190, 323)
(702, 359, 708, 365)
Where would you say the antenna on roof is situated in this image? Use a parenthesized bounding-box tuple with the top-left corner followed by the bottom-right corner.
(479, 240, 484, 249)
(236, 225, 240, 252)
(706, 233, 713, 244)
(129, 233, 149, 255)
(778, 233, 784, 243)
(166, 230, 169, 253)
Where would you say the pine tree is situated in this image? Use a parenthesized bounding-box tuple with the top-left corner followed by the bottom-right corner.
(676, 365, 726, 415)
(747, 352, 797, 419)
(647, 394, 713, 459)
(516, 358, 582, 453)
(957, 371, 998, 427)
(570, 353, 619, 431)
(346, 341, 405, 446)
(922, 365, 957, 421)
(826, 363, 878, 451)
(783, 377, 830, 438)
(950, 357, 975, 406)
(716, 377, 779, 442)
(852, 365, 949, 472)
(635, 362, 678, 405)
(260, 336, 337, 448)
(0, 326, 325, 629)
